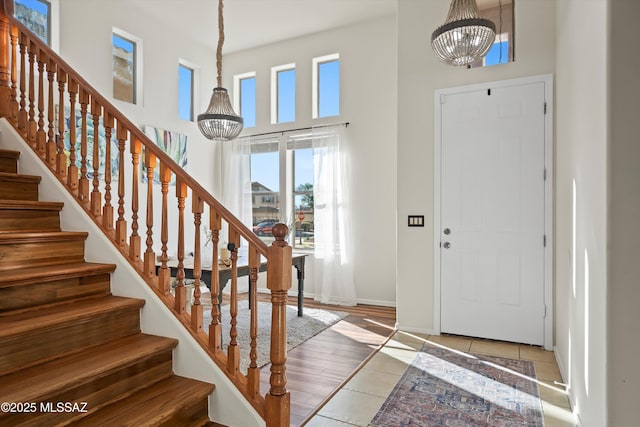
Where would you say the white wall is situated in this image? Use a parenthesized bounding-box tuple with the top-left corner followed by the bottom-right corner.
(555, 1, 608, 425)
(58, 0, 220, 199)
(607, 1, 640, 425)
(396, 0, 556, 333)
(223, 15, 398, 306)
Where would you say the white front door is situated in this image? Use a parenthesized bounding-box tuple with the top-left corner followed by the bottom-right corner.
(439, 81, 546, 346)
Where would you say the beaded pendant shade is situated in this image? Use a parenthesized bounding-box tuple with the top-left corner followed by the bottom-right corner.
(431, 0, 496, 66)
(197, 0, 244, 141)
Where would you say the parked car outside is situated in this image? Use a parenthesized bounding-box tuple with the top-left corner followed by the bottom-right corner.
(253, 220, 277, 236)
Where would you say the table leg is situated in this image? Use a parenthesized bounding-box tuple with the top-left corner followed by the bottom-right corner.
(296, 266, 304, 317)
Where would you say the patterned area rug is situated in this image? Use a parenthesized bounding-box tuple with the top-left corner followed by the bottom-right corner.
(370, 344, 544, 427)
(204, 300, 347, 373)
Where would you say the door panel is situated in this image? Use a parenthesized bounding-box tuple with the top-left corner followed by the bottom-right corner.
(440, 82, 545, 345)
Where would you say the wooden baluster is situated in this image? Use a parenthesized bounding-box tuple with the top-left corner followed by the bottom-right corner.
(143, 150, 156, 277)
(90, 99, 102, 216)
(27, 39, 36, 146)
(102, 112, 114, 230)
(78, 88, 89, 202)
(129, 137, 141, 261)
(9, 24, 18, 123)
(247, 245, 261, 397)
(46, 56, 56, 168)
(56, 67, 67, 177)
(157, 163, 171, 295)
(174, 178, 187, 314)
(191, 195, 204, 332)
(227, 227, 241, 374)
(0, 3, 9, 119)
(66, 78, 78, 189)
(35, 48, 46, 158)
(265, 224, 292, 427)
(17, 31, 26, 134)
(208, 210, 222, 352)
(27, 41, 37, 149)
(115, 121, 127, 246)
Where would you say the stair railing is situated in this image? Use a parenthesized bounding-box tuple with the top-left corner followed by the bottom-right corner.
(0, 2, 291, 425)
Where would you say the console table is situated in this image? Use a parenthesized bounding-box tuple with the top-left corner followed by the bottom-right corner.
(157, 253, 308, 316)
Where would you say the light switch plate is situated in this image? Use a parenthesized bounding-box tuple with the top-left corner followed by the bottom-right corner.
(408, 215, 424, 227)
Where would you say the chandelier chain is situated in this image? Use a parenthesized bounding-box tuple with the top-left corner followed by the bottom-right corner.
(216, 0, 224, 88)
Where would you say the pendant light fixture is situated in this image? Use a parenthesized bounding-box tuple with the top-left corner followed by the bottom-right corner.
(431, 0, 496, 67)
(197, 0, 244, 141)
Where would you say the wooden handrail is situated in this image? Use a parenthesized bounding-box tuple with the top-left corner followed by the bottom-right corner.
(0, 3, 291, 426)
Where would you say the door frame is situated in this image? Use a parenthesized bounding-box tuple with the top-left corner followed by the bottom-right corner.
(433, 74, 554, 350)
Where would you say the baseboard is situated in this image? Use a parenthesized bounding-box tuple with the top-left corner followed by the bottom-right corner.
(356, 297, 396, 308)
(255, 288, 397, 308)
(553, 345, 578, 424)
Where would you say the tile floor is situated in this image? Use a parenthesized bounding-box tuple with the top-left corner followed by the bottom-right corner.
(305, 331, 576, 427)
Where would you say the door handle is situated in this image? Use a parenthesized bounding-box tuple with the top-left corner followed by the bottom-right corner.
(443, 242, 451, 249)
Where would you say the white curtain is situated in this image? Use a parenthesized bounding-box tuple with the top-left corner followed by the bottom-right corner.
(220, 136, 252, 259)
(312, 125, 357, 305)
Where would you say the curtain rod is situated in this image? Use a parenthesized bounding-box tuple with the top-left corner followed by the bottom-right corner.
(242, 121, 350, 139)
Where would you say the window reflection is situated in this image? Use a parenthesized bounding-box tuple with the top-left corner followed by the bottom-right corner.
(471, 0, 514, 68)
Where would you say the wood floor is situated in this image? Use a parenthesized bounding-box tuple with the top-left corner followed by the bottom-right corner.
(215, 293, 396, 426)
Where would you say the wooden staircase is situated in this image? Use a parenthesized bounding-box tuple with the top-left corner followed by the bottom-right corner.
(0, 148, 215, 426)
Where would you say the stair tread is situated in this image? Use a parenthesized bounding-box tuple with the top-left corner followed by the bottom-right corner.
(0, 295, 145, 338)
(0, 261, 116, 287)
(71, 376, 215, 427)
(0, 147, 214, 424)
(0, 230, 88, 243)
(0, 199, 64, 210)
(0, 149, 20, 159)
(0, 333, 179, 403)
(0, 171, 41, 183)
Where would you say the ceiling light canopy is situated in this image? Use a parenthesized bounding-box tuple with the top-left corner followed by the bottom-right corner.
(431, 0, 496, 67)
(198, 0, 244, 142)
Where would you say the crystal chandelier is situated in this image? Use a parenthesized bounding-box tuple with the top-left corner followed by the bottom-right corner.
(431, 0, 496, 67)
(198, 0, 244, 141)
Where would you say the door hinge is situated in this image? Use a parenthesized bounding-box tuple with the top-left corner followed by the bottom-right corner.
(543, 305, 547, 317)
(440, 94, 447, 104)
(543, 234, 547, 247)
(544, 168, 547, 181)
(544, 102, 547, 115)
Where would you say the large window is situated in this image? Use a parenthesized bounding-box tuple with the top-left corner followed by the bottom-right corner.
(112, 28, 142, 104)
(234, 72, 256, 128)
(312, 53, 340, 119)
(178, 63, 194, 121)
(250, 133, 314, 250)
(271, 64, 296, 124)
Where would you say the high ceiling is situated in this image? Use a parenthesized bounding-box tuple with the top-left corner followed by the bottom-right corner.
(223, 0, 399, 53)
(142, 0, 511, 54)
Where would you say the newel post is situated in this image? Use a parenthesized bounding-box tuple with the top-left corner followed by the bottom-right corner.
(264, 223, 291, 427)
(0, 0, 13, 118)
